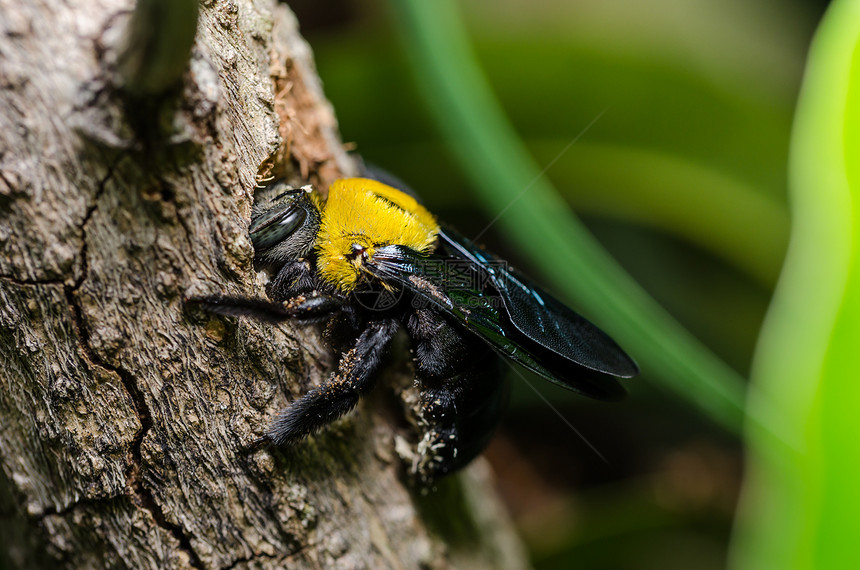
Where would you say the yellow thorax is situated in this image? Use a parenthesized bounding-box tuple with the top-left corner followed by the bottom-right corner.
(316, 178, 440, 292)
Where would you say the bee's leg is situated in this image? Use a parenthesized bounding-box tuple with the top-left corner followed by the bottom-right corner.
(186, 294, 344, 324)
(405, 309, 509, 482)
(267, 259, 320, 301)
(262, 318, 400, 445)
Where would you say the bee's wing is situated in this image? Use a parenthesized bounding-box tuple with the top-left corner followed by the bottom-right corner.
(439, 229, 639, 379)
(369, 237, 634, 401)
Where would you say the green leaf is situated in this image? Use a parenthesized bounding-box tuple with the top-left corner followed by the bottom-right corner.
(731, 0, 860, 567)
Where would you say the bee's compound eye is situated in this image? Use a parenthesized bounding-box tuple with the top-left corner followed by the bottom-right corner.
(249, 206, 306, 250)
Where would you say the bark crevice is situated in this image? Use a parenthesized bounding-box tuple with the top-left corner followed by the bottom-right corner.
(60, 155, 205, 569)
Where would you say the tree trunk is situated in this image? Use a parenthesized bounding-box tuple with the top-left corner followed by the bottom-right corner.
(0, 1, 528, 568)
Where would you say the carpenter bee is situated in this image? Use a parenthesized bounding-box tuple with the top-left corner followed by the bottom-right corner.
(191, 177, 638, 482)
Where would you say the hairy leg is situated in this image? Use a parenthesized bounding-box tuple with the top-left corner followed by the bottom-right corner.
(262, 318, 400, 445)
(267, 259, 321, 301)
(186, 293, 344, 324)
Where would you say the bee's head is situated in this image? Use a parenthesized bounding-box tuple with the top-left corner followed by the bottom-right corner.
(249, 182, 321, 264)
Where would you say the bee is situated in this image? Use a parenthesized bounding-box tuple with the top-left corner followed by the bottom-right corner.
(190, 177, 638, 481)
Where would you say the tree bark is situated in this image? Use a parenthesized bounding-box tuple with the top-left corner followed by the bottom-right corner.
(0, 1, 528, 568)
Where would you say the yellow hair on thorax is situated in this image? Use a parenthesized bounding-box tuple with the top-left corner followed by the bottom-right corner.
(316, 178, 439, 292)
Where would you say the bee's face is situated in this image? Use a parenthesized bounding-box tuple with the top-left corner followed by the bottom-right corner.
(249, 184, 321, 265)
(315, 178, 439, 292)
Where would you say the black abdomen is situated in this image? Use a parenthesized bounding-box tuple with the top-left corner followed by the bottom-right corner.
(406, 308, 509, 480)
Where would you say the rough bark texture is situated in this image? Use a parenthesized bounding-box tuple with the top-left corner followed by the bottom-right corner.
(0, 1, 528, 568)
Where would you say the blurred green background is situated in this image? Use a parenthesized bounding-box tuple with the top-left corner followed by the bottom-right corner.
(286, 0, 830, 568)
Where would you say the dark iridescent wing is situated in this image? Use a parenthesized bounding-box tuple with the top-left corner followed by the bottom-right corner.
(368, 230, 637, 401)
(438, 229, 639, 379)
